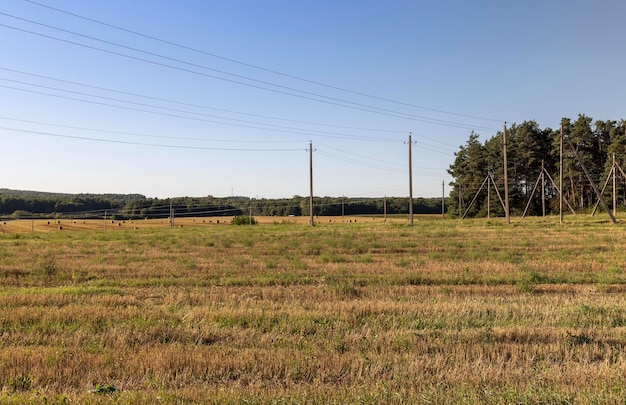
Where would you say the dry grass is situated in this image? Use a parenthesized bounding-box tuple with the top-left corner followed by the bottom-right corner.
(1, 216, 626, 403)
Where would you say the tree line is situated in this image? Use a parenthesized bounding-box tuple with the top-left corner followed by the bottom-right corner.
(0, 189, 443, 219)
(447, 115, 626, 218)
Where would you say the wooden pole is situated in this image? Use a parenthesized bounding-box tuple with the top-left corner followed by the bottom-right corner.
(541, 161, 546, 217)
(560, 125, 564, 223)
(502, 124, 510, 224)
(487, 172, 491, 219)
(441, 180, 445, 219)
(384, 196, 387, 223)
(458, 184, 462, 218)
(408, 133, 414, 226)
(613, 153, 617, 217)
(309, 142, 314, 226)
(342, 196, 345, 221)
(522, 169, 543, 218)
(170, 201, 174, 228)
(462, 175, 489, 219)
(591, 171, 612, 216)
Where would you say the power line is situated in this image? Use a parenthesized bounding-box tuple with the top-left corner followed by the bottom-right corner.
(315, 141, 453, 169)
(0, 17, 500, 132)
(0, 79, 470, 150)
(0, 83, 399, 141)
(0, 66, 406, 135)
(0, 76, 398, 140)
(316, 149, 405, 173)
(23, 0, 503, 124)
(315, 142, 406, 168)
(0, 126, 303, 151)
(0, 116, 300, 144)
(1, 114, 454, 177)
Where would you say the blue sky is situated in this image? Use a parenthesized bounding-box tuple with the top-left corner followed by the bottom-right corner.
(1, 0, 625, 199)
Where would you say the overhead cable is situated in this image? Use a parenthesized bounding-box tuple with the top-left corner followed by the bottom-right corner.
(23, 0, 503, 124)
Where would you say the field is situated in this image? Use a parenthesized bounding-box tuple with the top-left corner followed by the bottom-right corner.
(0, 214, 403, 233)
(1, 215, 626, 403)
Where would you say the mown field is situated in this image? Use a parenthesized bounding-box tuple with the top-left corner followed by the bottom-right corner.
(1, 215, 626, 404)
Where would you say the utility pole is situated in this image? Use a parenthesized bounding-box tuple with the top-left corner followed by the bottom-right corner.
(104, 209, 107, 231)
(503, 123, 510, 224)
(559, 125, 564, 224)
(384, 196, 387, 223)
(309, 141, 314, 226)
(406, 133, 415, 226)
(441, 180, 445, 219)
(170, 201, 174, 229)
(249, 198, 252, 226)
(458, 184, 462, 218)
(541, 161, 546, 217)
(613, 153, 617, 217)
(487, 172, 491, 219)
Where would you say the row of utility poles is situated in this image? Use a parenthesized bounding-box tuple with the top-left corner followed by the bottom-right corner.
(462, 124, 618, 224)
(307, 135, 447, 227)
(109, 125, 619, 229)
(271, 124, 621, 227)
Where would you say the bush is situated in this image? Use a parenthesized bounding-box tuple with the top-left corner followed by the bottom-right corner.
(231, 215, 257, 225)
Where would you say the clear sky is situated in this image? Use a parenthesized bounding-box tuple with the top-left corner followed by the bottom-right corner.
(1, 0, 625, 199)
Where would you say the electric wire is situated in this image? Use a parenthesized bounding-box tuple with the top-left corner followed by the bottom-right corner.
(0, 4, 503, 199)
(317, 147, 446, 176)
(22, 0, 504, 124)
(315, 142, 406, 168)
(0, 116, 300, 144)
(315, 141, 454, 171)
(0, 126, 303, 151)
(0, 66, 406, 135)
(0, 17, 500, 132)
(1, 83, 399, 141)
(315, 149, 406, 173)
(0, 76, 399, 140)
(2, 66, 469, 150)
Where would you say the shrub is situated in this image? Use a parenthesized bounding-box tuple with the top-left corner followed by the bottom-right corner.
(230, 215, 257, 225)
